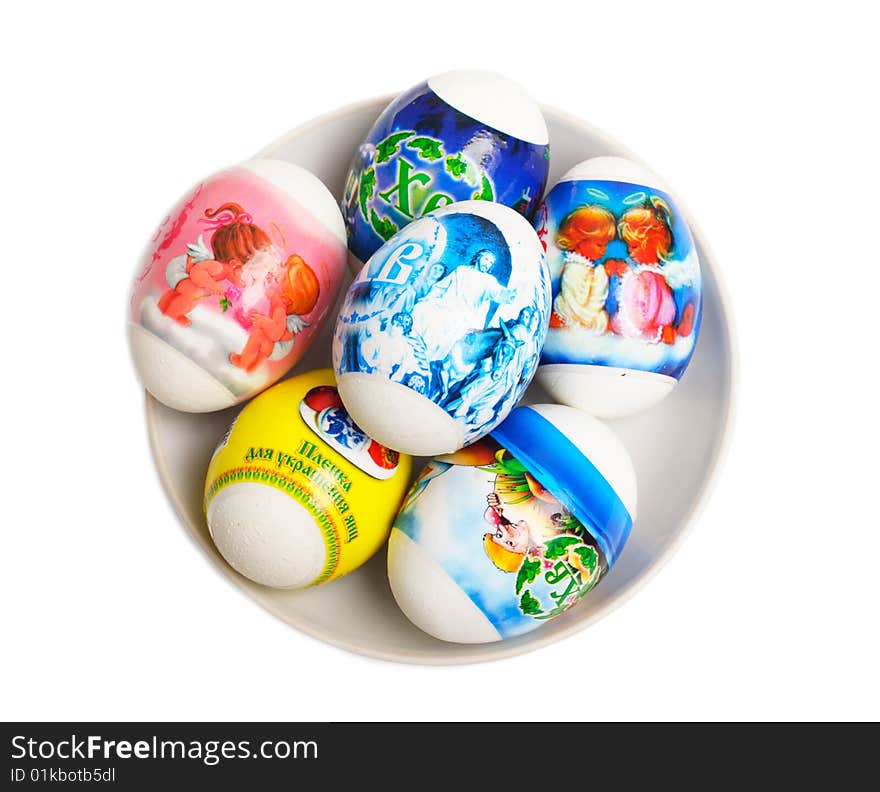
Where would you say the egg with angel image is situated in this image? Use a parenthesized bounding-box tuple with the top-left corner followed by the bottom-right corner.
(128, 159, 346, 412)
(341, 70, 550, 271)
(533, 157, 702, 418)
(332, 200, 551, 456)
(387, 403, 637, 643)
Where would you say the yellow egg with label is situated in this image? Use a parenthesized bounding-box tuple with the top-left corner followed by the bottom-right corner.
(204, 369, 412, 588)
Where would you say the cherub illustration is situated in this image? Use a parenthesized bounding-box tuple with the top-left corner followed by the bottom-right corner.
(157, 202, 255, 325)
(157, 202, 320, 371)
(229, 253, 320, 372)
(613, 197, 695, 344)
(550, 205, 626, 332)
(617, 197, 673, 265)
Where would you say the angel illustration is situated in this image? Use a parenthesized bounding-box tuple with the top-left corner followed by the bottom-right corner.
(157, 202, 320, 372)
(612, 197, 696, 345)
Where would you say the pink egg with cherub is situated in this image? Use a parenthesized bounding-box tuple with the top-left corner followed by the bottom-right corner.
(128, 159, 346, 412)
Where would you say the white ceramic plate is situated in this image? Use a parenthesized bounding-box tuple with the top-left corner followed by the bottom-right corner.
(145, 97, 737, 665)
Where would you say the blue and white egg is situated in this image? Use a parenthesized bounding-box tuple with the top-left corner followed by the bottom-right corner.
(332, 200, 550, 456)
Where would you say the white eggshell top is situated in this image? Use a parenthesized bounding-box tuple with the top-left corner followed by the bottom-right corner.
(428, 70, 549, 146)
(241, 158, 346, 244)
(558, 155, 668, 192)
(207, 482, 327, 589)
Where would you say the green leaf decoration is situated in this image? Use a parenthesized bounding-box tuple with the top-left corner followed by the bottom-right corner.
(519, 589, 543, 616)
(369, 208, 397, 241)
(543, 535, 581, 560)
(491, 449, 527, 475)
(407, 136, 443, 161)
(493, 474, 531, 505)
(572, 545, 598, 575)
(502, 456, 528, 474)
(219, 296, 231, 313)
(475, 453, 529, 493)
(482, 450, 534, 505)
(581, 575, 600, 597)
(515, 556, 541, 595)
(376, 131, 414, 163)
(535, 600, 574, 621)
(358, 167, 376, 219)
(554, 512, 585, 536)
(473, 174, 494, 201)
(445, 153, 468, 178)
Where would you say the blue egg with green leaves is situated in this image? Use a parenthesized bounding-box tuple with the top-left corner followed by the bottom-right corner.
(342, 70, 550, 270)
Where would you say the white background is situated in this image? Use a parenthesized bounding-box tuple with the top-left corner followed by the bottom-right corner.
(2, 1, 877, 721)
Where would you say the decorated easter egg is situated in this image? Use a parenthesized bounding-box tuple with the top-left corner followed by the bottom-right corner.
(341, 70, 550, 270)
(128, 159, 347, 412)
(533, 156, 702, 418)
(388, 403, 637, 643)
(204, 369, 412, 589)
(332, 200, 551, 456)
